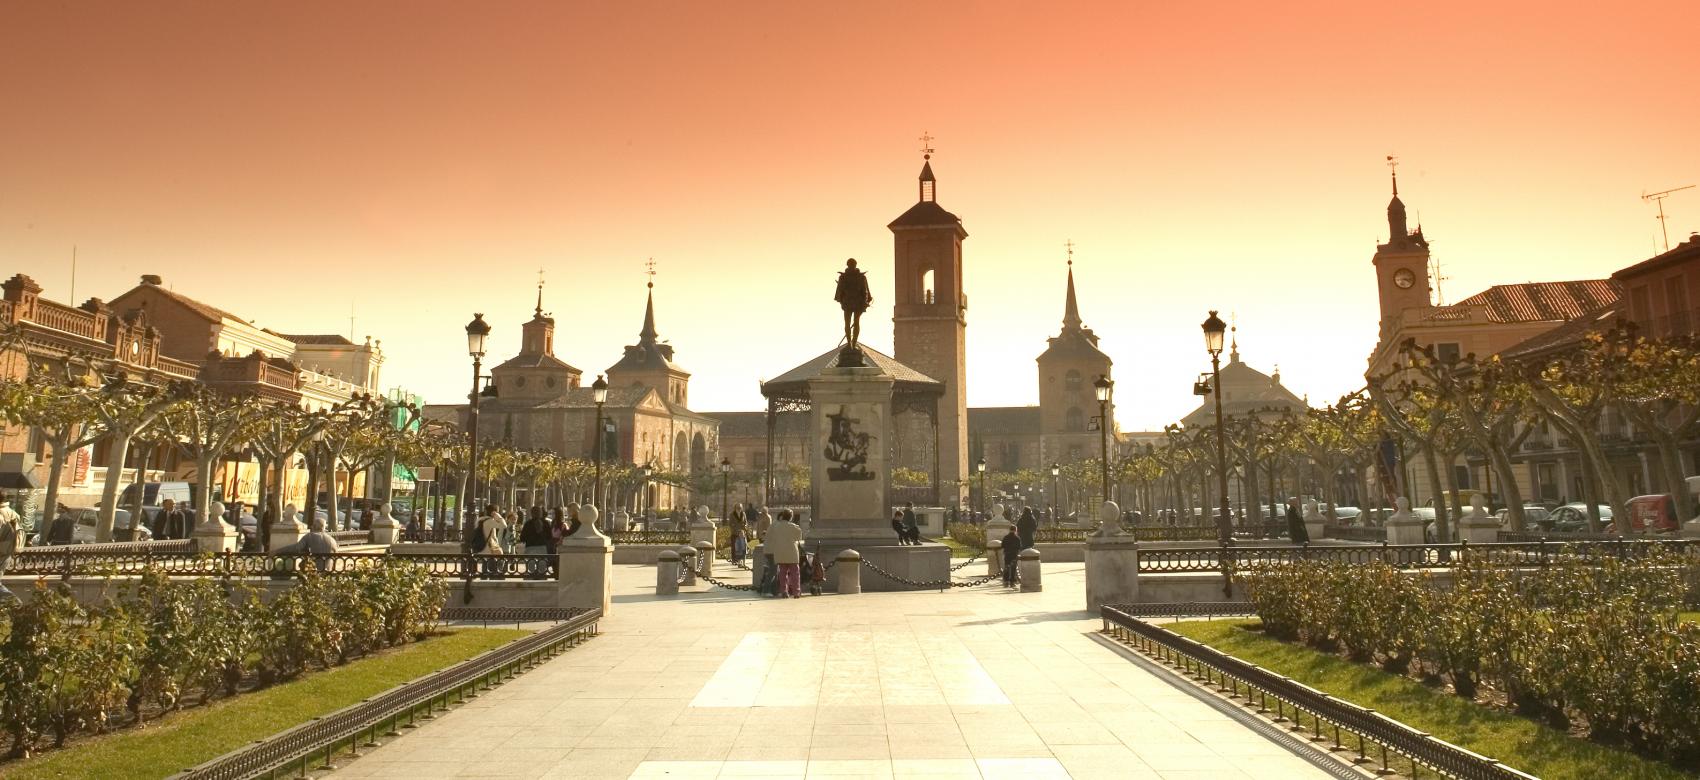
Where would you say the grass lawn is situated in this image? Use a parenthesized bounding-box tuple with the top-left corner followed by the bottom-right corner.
(1681, 612, 1698, 624)
(935, 537, 980, 558)
(1166, 620, 1692, 780)
(5, 628, 528, 780)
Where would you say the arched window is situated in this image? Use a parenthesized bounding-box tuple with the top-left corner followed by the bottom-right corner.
(1065, 407, 1084, 432)
(921, 269, 935, 305)
(1065, 370, 1082, 391)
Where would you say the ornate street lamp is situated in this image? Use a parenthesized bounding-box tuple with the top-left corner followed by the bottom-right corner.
(976, 457, 987, 522)
(464, 313, 492, 530)
(640, 461, 653, 519)
(1050, 462, 1060, 531)
(720, 457, 732, 522)
(1094, 375, 1114, 508)
(1202, 310, 1233, 543)
(591, 374, 608, 512)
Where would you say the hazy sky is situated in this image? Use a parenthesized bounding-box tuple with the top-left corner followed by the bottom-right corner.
(3, 1, 1697, 429)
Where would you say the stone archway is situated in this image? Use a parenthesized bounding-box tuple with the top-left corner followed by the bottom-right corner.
(691, 432, 708, 474)
(673, 432, 688, 473)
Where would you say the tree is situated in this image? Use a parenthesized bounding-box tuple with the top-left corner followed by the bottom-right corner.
(90, 376, 185, 542)
(157, 385, 267, 520)
(248, 405, 329, 542)
(1608, 330, 1700, 505)
(0, 364, 105, 534)
(1398, 341, 1534, 532)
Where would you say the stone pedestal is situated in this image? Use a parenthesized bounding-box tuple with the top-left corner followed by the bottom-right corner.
(1301, 500, 1326, 542)
(268, 504, 307, 551)
(694, 540, 715, 577)
(370, 503, 400, 545)
(986, 539, 1002, 578)
(835, 549, 862, 594)
(689, 516, 718, 555)
(192, 501, 238, 554)
(656, 549, 680, 596)
(1018, 548, 1042, 592)
(985, 503, 1013, 544)
(1384, 497, 1426, 545)
(612, 510, 631, 533)
(1457, 495, 1500, 544)
(1083, 502, 1139, 612)
(559, 505, 613, 615)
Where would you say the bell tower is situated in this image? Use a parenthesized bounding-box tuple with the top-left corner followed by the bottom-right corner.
(889, 139, 968, 493)
(1372, 157, 1433, 332)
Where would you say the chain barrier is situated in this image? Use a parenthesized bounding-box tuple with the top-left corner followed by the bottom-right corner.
(859, 557, 1010, 590)
(699, 572, 759, 591)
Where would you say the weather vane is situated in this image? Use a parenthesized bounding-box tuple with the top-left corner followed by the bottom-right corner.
(918, 130, 935, 160)
(1064, 239, 1075, 266)
(1387, 154, 1399, 194)
(645, 257, 657, 289)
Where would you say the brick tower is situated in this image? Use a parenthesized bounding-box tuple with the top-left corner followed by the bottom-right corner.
(889, 154, 968, 497)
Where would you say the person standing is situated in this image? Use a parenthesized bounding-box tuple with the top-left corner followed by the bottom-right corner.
(156, 498, 190, 540)
(0, 494, 19, 600)
(890, 509, 909, 545)
(1017, 507, 1038, 551)
(731, 525, 748, 564)
(520, 506, 551, 555)
(48, 503, 76, 544)
(1000, 525, 1022, 588)
(902, 502, 921, 544)
(766, 509, 804, 598)
(1285, 496, 1309, 545)
(755, 506, 772, 541)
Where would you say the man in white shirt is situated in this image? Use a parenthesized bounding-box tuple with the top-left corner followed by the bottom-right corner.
(0, 494, 19, 600)
(764, 509, 805, 598)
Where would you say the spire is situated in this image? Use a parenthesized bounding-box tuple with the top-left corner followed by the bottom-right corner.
(1229, 316, 1240, 364)
(1386, 155, 1409, 243)
(1061, 240, 1081, 330)
(918, 130, 937, 202)
(534, 268, 545, 317)
(639, 269, 658, 343)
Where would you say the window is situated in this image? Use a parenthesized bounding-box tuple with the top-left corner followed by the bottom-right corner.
(1665, 276, 1690, 336)
(1452, 464, 1471, 490)
(921, 269, 935, 305)
(546, 377, 556, 388)
(515, 376, 526, 388)
(1065, 407, 1084, 432)
(1065, 370, 1082, 391)
(1435, 342, 1461, 363)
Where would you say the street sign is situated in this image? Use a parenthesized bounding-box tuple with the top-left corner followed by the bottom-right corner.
(415, 466, 436, 482)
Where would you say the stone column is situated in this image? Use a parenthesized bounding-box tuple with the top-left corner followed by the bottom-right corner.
(1018, 548, 1042, 592)
(689, 515, 718, 557)
(986, 538, 1002, 578)
(1301, 499, 1326, 542)
(657, 549, 680, 596)
(807, 362, 896, 541)
(677, 545, 697, 586)
(836, 549, 862, 594)
(192, 501, 238, 554)
(370, 502, 400, 545)
(1457, 495, 1500, 544)
(268, 503, 307, 550)
(694, 540, 715, 578)
(1083, 501, 1139, 611)
(558, 505, 614, 614)
(1384, 497, 1426, 545)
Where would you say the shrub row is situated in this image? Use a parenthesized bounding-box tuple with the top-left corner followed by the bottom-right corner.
(947, 522, 984, 550)
(1243, 554, 1700, 765)
(0, 564, 446, 758)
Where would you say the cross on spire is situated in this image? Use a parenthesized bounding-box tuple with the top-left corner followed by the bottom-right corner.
(535, 268, 545, 316)
(918, 130, 935, 160)
(1386, 154, 1399, 196)
(1064, 239, 1075, 266)
(645, 257, 657, 289)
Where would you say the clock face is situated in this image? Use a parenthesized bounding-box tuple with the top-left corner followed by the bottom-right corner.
(1393, 268, 1416, 289)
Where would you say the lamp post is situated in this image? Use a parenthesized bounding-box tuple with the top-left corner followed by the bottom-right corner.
(1094, 375, 1113, 508)
(640, 462, 653, 520)
(719, 458, 732, 522)
(591, 374, 608, 511)
(976, 457, 987, 522)
(1202, 310, 1233, 543)
(1050, 462, 1060, 531)
(464, 314, 491, 530)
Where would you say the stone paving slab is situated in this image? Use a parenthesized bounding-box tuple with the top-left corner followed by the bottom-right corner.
(330, 562, 1328, 779)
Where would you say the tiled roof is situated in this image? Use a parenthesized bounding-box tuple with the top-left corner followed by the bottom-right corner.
(1446, 280, 1621, 324)
(119, 284, 245, 324)
(764, 345, 943, 389)
(493, 351, 581, 373)
(702, 411, 808, 439)
(888, 201, 963, 229)
(273, 333, 354, 346)
(967, 406, 1041, 433)
(1180, 358, 1305, 428)
(1500, 302, 1625, 361)
(1614, 233, 1700, 279)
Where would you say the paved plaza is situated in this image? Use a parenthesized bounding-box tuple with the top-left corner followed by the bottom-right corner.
(331, 562, 1331, 779)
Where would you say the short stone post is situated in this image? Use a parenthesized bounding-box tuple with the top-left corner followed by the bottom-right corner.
(612, 510, 631, 533)
(656, 549, 681, 596)
(689, 511, 718, 558)
(1301, 499, 1327, 542)
(836, 549, 862, 594)
(1384, 497, 1426, 545)
(985, 503, 1013, 543)
(678, 545, 698, 586)
(1084, 501, 1140, 612)
(694, 540, 715, 578)
(986, 538, 1002, 578)
(268, 502, 308, 551)
(192, 501, 239, 554)
(1458, 495, 1500, 544)
(559, 505, 614, 615)
(1018, 547, 1042, 592)
(369, 502, 400, 545)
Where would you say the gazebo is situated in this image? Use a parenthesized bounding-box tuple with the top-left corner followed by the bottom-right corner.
(760, 345, 945, 509)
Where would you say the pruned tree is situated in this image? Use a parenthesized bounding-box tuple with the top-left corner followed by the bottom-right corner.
(1397, 341, 1534, 532)
(90, 375, 186, 542)
(0, 363, 105, 533)
(249, 404, 329, 541)
(157, 385, 268, 521)
(1608, 329, 1700, 505)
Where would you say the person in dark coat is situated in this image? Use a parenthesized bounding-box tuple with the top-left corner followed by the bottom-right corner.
(157, 499, 191, 540)
(47, 504, 76, 544)
(1016, 507, 1038, 551)
(891, 509, 909, 545)
(1000, 527, 1022, 587)
(1285, 497, 1310, 544)
(519, 506, 552, 554)
(901, 502, 921, 544)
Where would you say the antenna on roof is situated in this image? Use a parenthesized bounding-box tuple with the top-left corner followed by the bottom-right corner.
(69, 245, 77, 302)
(1430, 256, 1451, 307)
(349, 302, 356, 343)
(1642, 184, 1696, 253)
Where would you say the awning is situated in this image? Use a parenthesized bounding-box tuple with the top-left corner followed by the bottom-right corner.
(0, 472, 42, 490)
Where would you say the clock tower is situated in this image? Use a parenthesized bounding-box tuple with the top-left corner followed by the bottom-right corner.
(1372, 162, 1433, 333)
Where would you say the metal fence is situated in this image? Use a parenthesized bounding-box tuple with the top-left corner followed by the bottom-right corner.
(1135, 539, 1697, 574)
(1322, 524, 1386, 542)
(170, 608, 600, 780)
(610, 530, 689, 546)
(401, 527, 463, 543)
(15, 538, 195, 558)
(330, 530, 372, 545)
(1101, 606, 1538, 780)
(6, 549, 560, 581)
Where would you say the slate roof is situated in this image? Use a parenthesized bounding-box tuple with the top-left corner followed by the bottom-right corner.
(493, 351, 581, 374)
(763, 345, 943, 390)
(272, 333, 355, 346)
(702, 411, 809, 438)
(1179, 358, 1306, 428)
(967, 406, 1041, 434)
(1444, 280, 1620, 324)
(115, 283, 245, 324)
(888, 201, 964, 229)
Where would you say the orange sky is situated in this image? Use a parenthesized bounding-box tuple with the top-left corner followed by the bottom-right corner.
(2, 1, 1697, 428)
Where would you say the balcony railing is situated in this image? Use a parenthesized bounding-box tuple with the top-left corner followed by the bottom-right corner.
(26, 299, 104, 340)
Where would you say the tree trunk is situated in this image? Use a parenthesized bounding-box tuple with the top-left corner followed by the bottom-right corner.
(195, 455, 218, 528)
(40, 431, 71, 547)
(95, 431, 134, 542)
(1484, 439, 1529, 531)
(1243, 457, 1262, 531)
(320, 449, 338, 530)
(1421, 443, 1449, 542)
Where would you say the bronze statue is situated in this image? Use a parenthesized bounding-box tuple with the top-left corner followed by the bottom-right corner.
(834, 258, 872, 349)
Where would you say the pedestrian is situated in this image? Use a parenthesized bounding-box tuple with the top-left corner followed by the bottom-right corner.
(548, 507, 569, 552)
(1000, 525, 1022, 587)
(731, 525, 748, 564)
(891, 509, 908, 545)
(273, 514, 341, 572)
(755, 506, 772, 541)
(520, 505, 551, 554)
(766, 508, 804, 598)
(902, 502, 921, 544)
(48, 503, 76, 544)
(157, 498, 191, 540)
(0, 493, 18, 601)
(359, 506, 375, 531)
(1285, 496, 1309, 545)
(1017, 507, 1038, 550)
(729, 503, 746, 536)
(472, 504, 509, 578)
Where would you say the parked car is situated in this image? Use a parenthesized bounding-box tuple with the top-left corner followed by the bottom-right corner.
(1547, 503, 1614, 533)
(1621, 494, 1680, 534)
(29, 507, 154, 545)
(1326, 505, 1363, 524)
(1493, 506, 1551, 528)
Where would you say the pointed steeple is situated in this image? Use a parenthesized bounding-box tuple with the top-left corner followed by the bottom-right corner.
(1061, 242, 1082, 331)
(639, 278, 658, 343)
(534, 274, 544, 318)
(919, 159, 936, 202)
(1386, 156, 1409, 243)
(1229, 320, 1241, 364)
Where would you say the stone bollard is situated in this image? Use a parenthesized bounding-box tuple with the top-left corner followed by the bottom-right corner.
(836, 549, 862, 594)
(986, 539, 1002, 577)
(369, 502, 400, 545)
(1384, 497, 1426, 545)
(1084, 501, 1139, 612)
(657, 549, 681, 596)
(613, 510, 632, 533)
(694, 540, 715, 578)
(192, 501, 239, 553)
(1458, 495, 1501, 544)
(1302, 499, 1327, 542)
(678, 545, 698, 586)
(1018, 547, 1042, 592)
(689, 509, 718, 554)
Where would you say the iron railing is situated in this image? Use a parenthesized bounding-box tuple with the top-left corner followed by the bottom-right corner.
(1323, 524, 1386, 542)
(330, 530, 372, 545)
(400, 527, 463, 543)
(170, 608, 600, 780)
(6, 550, 560, 581)
(1135, 539, 1696, 574)
(1101, 606, 1538, 780)
(610, 530, 689, 546)
(14, 538, 195, 557)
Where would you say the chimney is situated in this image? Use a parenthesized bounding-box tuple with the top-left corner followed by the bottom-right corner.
(141, 274, 162, 286)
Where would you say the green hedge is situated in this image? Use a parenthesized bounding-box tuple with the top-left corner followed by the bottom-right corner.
(0, 564, 446, 759)
(1243, 553, 1700, 766)
(947, 522, 984, 550)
